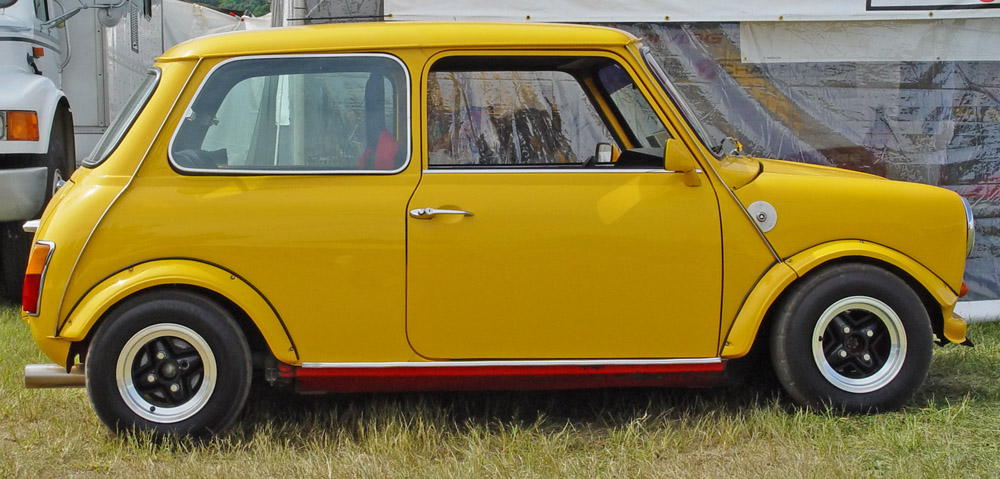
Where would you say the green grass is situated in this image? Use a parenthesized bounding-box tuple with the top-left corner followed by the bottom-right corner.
(2, 299, 999, 478)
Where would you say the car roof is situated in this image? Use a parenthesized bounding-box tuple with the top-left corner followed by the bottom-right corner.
(159, 22, 638, 61)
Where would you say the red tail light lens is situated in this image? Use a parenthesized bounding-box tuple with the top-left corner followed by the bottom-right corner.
(23, 242, 54, 316)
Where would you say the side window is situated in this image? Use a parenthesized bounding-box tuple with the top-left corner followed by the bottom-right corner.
(598, 64, 670, 148)
(172, 55, 408, 173)
(428, 63, 612, 167)
(33, 0, 48, 21)
(427, 56, 670, 169)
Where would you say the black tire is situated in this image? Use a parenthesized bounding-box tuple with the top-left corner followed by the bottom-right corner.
(85, 290, 252, 437)
(770, 263, 933, 412)
(0, 222, 31, 301)
(0, 107, 74, 302)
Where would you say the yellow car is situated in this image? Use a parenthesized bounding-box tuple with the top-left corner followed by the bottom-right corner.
(21, 22, 974, 437)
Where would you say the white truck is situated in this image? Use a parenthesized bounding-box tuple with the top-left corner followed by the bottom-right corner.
(0, 0, 162, 299)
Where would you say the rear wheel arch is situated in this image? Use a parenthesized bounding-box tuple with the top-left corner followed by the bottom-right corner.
(60, 259, 297, 365)
(74, 284, 271, 367)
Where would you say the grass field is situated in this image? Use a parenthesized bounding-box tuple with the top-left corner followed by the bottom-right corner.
(2, 300, 998, 478)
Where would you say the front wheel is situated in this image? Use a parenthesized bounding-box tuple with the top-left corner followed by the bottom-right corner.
(770, 263, 933, 412)
(85, 290, 252, 437)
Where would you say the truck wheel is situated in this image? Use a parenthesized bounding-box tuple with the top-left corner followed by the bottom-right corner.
(0, 107, 75, 302)
(85, 290, 252, 437)
(770, 263, 933, 412)
(0, 223, 31, 301)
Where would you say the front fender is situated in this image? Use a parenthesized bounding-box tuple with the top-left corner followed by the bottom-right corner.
(58, 259, 299, 364)
(721, 240, 964, 358)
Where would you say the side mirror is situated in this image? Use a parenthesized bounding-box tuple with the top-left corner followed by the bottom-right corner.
(595, 143, 619, 165)
(664, 139, 701, 187)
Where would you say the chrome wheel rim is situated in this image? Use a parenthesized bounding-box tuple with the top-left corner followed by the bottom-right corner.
(116, 323, 217, 423)
(811, 296, 906, 393)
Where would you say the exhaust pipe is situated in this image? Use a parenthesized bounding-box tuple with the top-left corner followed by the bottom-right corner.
(24, 364, 86, 388)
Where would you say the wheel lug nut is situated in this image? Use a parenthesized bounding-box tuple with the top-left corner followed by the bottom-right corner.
(147, 374, 156, 383)
(863, 354, 871, 361)
(866, 330, 874, 337)
(840, 350, 848, 358)
(843, 326, 851, 334)
(170, 384, 180, 393)
(156, 352, 165, 360)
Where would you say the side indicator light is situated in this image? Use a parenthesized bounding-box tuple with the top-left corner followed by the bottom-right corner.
(23, 242, 54, 316)
(959, 282, 969, 298)
(6, 111, 40, 141)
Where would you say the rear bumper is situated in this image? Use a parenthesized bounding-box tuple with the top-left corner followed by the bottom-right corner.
(0, 166, 46, 221)
(944, 311, 970, 345)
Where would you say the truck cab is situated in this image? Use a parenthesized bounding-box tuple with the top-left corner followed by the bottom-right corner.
(0, 0, 75, 300)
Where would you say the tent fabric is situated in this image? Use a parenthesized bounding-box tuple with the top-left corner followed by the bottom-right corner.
(618, 22, 1000, 300)
(163, 0, 271, 49)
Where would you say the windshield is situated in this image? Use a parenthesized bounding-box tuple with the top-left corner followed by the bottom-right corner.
(83, 69, 160, 168)
(639, 46, 722, 156)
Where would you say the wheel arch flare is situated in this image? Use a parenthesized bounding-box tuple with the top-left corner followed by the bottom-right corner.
(59, 259, 298, 365)
(722, 239, 966, 359)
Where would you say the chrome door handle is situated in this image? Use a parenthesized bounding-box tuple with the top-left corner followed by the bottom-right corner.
(409, 207, 475, 219)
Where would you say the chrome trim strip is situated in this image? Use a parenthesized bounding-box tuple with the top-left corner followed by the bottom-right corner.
(0, 35, 60, 52)
(301, 358, 722, 369)
(423, 168, 703, 174)
(962, 195, 975, 257)
(168, 53, 412, 176)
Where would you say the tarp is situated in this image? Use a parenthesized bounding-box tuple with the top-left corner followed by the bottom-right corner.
(617, 22, 1000, 300)
(163, 0, 270, 49)
(383, 0, 1000, 22)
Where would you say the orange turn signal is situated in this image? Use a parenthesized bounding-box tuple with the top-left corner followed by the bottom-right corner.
(959, 282, 969, 298)
(6, 111, 40, 141)
(23, 242, 53, 316)
(32, 47, 44, 58)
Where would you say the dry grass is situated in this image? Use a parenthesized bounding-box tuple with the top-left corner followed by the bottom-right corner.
(2, 299, 998, 478)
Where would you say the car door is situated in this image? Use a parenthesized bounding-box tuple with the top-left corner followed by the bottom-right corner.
(406, 53, 723, 360)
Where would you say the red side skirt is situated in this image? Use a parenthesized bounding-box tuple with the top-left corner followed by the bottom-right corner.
(281, 362, 728, 394)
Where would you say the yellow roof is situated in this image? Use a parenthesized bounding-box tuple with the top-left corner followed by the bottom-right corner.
(160, 22, 638, 61)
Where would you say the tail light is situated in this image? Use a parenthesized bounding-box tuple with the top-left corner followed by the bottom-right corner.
(23, 242, 54, 316)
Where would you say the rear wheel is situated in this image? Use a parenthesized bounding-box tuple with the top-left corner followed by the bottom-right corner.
(86, 290, 252, 437)
(770, 263, 933, 412)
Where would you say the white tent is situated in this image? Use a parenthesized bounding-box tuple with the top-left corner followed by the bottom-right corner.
(164, 0, 271, 48)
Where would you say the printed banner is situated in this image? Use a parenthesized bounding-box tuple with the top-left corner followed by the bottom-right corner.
(384, 0, 1000, 22)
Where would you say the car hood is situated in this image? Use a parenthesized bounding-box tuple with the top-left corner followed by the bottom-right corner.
(757, 157, 885, 181)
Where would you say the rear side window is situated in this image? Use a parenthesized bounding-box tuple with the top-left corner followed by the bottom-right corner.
(171, 54, 409, 174)
(84, 69, 160, 168)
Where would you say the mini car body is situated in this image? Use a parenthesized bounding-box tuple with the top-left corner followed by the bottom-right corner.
(21, 22, 974, 437)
